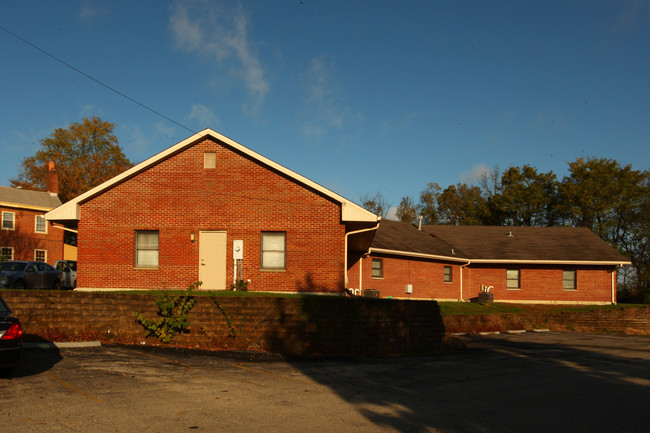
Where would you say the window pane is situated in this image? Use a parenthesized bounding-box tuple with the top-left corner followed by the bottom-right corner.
(35, 215, 46, 232)
(563, 270, 576, 290)
(444, 266, 452, 282)
(136, 231, 159, 267)
(137, 250, 159, 267)
(506, 269, 520, 288)
(35, 250, 46, 262)
(372, 259, 383, 278)
(2, 212, 14, 230)
(262, 251, 285, 268)
(261, 232, 285, 269)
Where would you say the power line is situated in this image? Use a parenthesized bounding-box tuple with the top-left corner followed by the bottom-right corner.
(0, 25, 196, 134)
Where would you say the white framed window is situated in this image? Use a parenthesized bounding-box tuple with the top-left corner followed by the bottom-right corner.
(443, 265, 452, 283)
(34, 249, 47, 262)
(372, 258, 383, 279)
(1, 246, 13, 261)
(261, 232, 286, 270)
(2, 211, 15, 230)
(35, 215, 47, 233)
(204, 151, 217, 169)
(135, 230, 159, 268)
(563, 270, 577, 290)
(506, 269, 520, 290)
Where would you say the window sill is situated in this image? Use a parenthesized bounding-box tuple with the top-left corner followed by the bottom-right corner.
(506, 288, 521, 291)
(260, 268, 286, 272)
(134, 267, 159, 270)
(563, 288, 577, 291)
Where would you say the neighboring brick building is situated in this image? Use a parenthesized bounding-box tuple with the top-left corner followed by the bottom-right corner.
(347, 220, 631, 304)
(0, 164, 67, 264)
(46, 129, 379, 292)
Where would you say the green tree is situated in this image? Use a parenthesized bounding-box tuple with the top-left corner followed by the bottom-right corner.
(418, 182, 442, 224)
(559, 157, 649, 295)
(396, 196, 418, 224)
(10, 116, 133, 203)
(489, 165, 559, 226)
(437, 183, 488, 225)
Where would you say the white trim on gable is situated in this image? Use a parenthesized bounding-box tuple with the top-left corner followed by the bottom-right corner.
(46, 129, 378, 224)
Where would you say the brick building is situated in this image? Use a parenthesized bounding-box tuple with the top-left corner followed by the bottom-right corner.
(1, 164, 67, 264)
(347, 220, 631, 304)
(46, 129, 379, 292)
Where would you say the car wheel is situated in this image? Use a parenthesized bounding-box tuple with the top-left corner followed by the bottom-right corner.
(52, 280, 62, 290)
(13, 280, 26, 290)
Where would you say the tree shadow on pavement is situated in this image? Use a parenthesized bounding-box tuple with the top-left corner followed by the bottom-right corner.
(288, 332, 650, 433)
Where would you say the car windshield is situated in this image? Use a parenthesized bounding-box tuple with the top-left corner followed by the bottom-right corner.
(0, 262, 26, 272)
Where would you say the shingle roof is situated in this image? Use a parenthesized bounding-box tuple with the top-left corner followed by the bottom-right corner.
(370, 219, 464, 259)
(0, 185, 61, 210)
(370, 220, 630, 264)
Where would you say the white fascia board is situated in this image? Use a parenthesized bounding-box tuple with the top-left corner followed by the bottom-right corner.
(369, 248, 470, 263)
(0, 201, 55, 212)
(468, 258, 632, 266)
(45, 129, 379, 224)
(368, 248, 631, 267)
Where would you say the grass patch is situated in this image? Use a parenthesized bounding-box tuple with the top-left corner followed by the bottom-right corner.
(437, 302, 526, 315)
(438, 302, 647, 315)
(108, 290, 312, 298)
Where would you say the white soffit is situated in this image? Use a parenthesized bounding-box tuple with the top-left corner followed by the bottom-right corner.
(46, 129, 378, 223)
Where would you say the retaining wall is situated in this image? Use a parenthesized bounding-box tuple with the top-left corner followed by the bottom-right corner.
(0, 290, 446, 356)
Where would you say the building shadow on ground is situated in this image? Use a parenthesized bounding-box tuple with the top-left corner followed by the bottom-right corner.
(286, 332, 650, 433)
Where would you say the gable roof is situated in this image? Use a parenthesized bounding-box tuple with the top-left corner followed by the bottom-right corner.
(0, 185, 61, 211)
(370, 220, 631, 265)
(46, 129, 378, 224)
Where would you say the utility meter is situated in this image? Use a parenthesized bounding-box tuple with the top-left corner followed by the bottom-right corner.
(233, 240, 243, 260)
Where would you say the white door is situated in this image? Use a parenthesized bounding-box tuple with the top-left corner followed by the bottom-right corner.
(198, 231, 227, 290)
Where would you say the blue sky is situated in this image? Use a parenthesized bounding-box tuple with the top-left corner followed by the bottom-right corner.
(1, 1, 649, 214)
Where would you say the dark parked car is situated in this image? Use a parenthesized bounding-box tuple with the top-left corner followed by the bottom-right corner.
(0, 294, 23, 376)
(0, 261, 64, 290)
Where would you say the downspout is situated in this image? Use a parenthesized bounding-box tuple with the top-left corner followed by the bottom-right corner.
(460, 260, 471, 302)
(344, 221, 380, 290)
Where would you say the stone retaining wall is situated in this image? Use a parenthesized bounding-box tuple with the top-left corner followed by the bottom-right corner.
(0, 290, 446, 356)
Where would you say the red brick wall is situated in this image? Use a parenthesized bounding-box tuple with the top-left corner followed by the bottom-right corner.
(0, 205, 64, 264)
(347, 254, 461, 300)
(465, 264, 615, 304)
(348, 254, 616, 304)
(78, 138, 346, 292)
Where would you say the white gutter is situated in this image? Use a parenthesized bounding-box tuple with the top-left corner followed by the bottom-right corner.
(344, 221, 381, 289)
(457, 258, 631, 266)
(368, 247, 471, 263)
(460, 261, 471, 301)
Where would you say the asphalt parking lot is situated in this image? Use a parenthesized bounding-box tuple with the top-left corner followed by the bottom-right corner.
(1, 332, 649, 433)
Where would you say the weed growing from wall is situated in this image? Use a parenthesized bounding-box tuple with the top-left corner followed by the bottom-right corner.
(133, 282, 200, 343)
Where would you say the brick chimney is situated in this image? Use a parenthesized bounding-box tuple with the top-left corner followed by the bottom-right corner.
(46, 161, 59, 195)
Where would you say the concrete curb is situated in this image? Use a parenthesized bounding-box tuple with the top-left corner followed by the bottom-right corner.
(24, 341, 102, 349)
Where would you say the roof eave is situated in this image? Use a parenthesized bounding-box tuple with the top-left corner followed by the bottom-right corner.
(45, 129, 379, 224)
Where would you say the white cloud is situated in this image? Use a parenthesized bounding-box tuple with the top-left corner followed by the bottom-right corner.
(300, 56, 358, 138)
(79, 1, 109, 20)
(187, 103, 220, 128)
(459, 163, 492, 185)
(169, 0, 268, 113)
